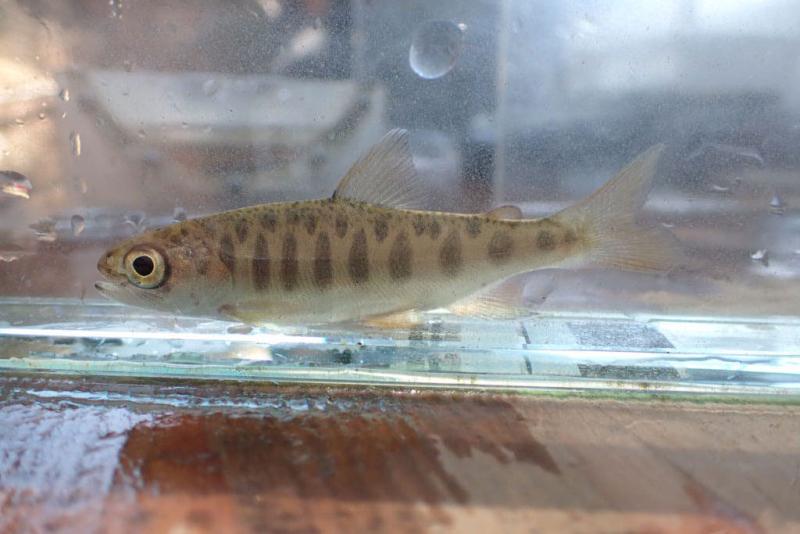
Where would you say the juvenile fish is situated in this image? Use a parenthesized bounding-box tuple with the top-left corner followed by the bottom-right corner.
(96, 130, 679, 326)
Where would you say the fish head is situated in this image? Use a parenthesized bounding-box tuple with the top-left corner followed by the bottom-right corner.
(95, 226, 200, 314)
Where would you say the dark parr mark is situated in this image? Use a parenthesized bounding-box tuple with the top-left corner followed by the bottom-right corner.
(439, 231, 462, 277)
(218, 234, 236, 281)
(252, 234, 270, 291)
(304, 212, 318, 236)
(335, 215, 348, 238)
(428, 219, 441, 240)
(465, 217, 482, 238)
(412, 215, 426, 236)
(389, 232, 412, 281)
(313, 232, 333, 289)
(235, 218, 248, 243)
(286, 210, 301, 226)
(260, 211, 277, 233)
(564, 229, 578, 245)
(348, 229, 369, 284)
(537, 230, 557, 251)
(373, 215, 389, 242)
(488, 231, 514, 263)
(280, 234, 299, 291)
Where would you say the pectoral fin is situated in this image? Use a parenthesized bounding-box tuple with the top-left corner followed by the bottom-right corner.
(446, 275, 538, 320)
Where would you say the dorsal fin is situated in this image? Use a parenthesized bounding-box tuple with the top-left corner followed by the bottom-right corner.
(332, 129, 428, 209)
(485, 205, 523, 220)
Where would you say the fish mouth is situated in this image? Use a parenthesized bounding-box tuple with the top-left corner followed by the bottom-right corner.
(94, 280, 119, 298)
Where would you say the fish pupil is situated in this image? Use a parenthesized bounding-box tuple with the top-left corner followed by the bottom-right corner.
(132, 255, 155, 276)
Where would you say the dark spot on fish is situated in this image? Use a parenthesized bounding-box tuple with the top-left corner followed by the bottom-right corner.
(335, 215, 348, 238)
(252, 234, 270, 291)
(313, 232, 333, 289)
(168, 233, 182, 246)
(439, 231, 462, 277)
(429, 219, 441, 240)
(235, 218, 248, 243)
(180, 227, 189, 238)
(465, 217, 482, 238)
(537, 230, 556, 251)
(280, 233, 298, 291)
(200, 219, 217, 238)
(488, 231, 514, 263)
(348, 229, 369, 284)
(373, 215, 389, 242)
(196, 258, 209, 275)
(218, 234, 236, 283)
(304, 212, 318, 235)
(412, 215, 426, 236)
(564, 229, 578, 245)
(286, 210, 301, 226)
(389, 232, 412, 281)
(260, 211, 277, 233)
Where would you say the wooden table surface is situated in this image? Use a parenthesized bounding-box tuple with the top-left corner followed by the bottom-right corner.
(1, 374, 798, 533)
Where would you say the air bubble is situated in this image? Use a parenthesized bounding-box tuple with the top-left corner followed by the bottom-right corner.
(38, 112, 45, 120)
(409, 20, 465, 80)
(59, 88, 70, 102)
(30, 219, 57, 242)
(202, 79, 219, 97)
(14, 118, 24, 126)
(70, 214, 85, 236)
(173, 206, 187, 222)
(769, 193, 785, 215)
(750, 249, 769, 266)
(0, 171, 32, 200)
(69, 131, 81, 157)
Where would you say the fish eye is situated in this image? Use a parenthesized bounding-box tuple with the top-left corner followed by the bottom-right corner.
(124, 247, 167, 289)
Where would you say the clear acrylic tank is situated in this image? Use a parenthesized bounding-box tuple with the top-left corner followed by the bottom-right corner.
(0, 0, 799, 396)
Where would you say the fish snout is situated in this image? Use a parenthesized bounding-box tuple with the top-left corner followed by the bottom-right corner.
(97, 249, 117, 277)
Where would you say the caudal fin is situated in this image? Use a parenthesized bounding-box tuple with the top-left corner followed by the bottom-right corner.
(554, 144, 682, 272)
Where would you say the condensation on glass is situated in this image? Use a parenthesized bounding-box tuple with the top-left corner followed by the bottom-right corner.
(0, 1, 798, 393)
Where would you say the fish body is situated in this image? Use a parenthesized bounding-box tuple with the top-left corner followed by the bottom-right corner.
(97, 130, 678, 326)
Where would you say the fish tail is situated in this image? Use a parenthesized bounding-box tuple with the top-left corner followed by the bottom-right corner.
(554, 144, 682, 272)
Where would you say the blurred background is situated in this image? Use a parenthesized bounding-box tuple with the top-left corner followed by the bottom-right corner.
(0, 0, 799, 317)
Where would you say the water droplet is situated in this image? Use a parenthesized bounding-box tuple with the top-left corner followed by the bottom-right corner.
(201, 79, 219, 97)
(0, 254, 18, 263)
(288, 398, 309, 412)
(0, 171, 32, 199)
(227, 324, 252, 335)
(137, 129, 146, 139)
(710, 184, 730, 193)
(173, 206, 187, 222)
(70, 214, 85, 236)
(69, 131, 81, 157)
(37, 112, 45, 120)
(59, 88, 70, 102)
(124, 212, 146, 232)
(30, 219, 57, 242)
(409, 20, 465, 80)
(181, 121, 188, 129)
(661, 222, 675, 229)
(750, 249, 769, 266)
(78, 177, 88, 194)
(312, 17, 322, 29)
(769, 193, 786, 215)
(14, 118, 24, 126)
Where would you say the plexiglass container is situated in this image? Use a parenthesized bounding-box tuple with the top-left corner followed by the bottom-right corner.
(1, 0, 798, 396)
